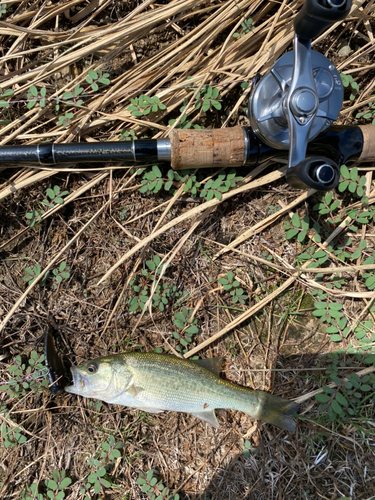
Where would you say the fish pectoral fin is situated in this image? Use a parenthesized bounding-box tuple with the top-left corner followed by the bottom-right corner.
(126, 380, 144, 398)
(191, 410, 220, 428)
(193, 357, 223, 375)
(137, 407, 164, 414)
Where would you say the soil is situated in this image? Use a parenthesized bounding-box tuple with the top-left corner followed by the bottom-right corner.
(1, 1, 375, 499)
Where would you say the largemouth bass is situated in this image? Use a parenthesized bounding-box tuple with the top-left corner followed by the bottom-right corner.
(65, 353, 299, 431)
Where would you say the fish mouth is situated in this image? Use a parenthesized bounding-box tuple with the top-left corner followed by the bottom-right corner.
(64, 366, 89, 394)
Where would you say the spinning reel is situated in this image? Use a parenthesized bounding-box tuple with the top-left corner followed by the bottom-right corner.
(248, 0, 351, 190)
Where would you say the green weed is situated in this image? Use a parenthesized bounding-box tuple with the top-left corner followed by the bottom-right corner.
(26, 86, 47, 109)
(89, 400, 103, 412)
(23, 71, 111, 121)
(25, 185, 69, 227)
(139, 165, 164, 194)
(85, 69, 110, 92)
(57, 111, 74, 128)
(51, 261, 71, 289)
(25, 208, 43, 227)
(0, 351, 48, 450)
(315, 352, 375, 422)
(117, 207, 128, 220)
(42, 186, 69, 209)
(62, 84, 85, 106)
(168, 84, 221, 128)
(128, 255, 187, 313)
(200, 171, 243, 201)
(21, 483, 43, 500)
(0, 351, 48, 398)
(81, 434, 123, 498)
(356, 96, 375, 125)
(242, 439, 258, 457)
(0, 3, 7, 17)
(136, 166, 243, 200)
(362, 255, 375, 289)
(218, 271, 248, 305)
(136, 470, 179, 500)
(192, 85, 222, 112)
(23, 261, 70, 289)
(172, 308, 199, 353)
(0, 87, 14, 107)
(0, 407, 28, 449)
(267, 205, 281, 215)
(23, 264, 49, 286)
(282, 163, 375, 425)
(45, 470, 72, 500)
(168, 101, 204, 129)
(233, 18, 254, 38)
(340, 73, 359, 101)
(284, 213, 321, 243)
(120, 129, 137, 141)
(338, 165, 367, 197)
(127, 95, 167, 117)
(313, 192, 341, 224)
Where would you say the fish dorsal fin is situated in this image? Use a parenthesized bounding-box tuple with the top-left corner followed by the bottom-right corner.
(192, 410, 220, 428)
(193, 357, 223, 375)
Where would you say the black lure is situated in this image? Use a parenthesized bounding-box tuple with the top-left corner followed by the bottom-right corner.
(44, 330, 70, 394)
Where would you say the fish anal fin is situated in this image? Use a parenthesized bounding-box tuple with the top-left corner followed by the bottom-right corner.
(192, 410, 220, 428)
(193, 357, 223, 375)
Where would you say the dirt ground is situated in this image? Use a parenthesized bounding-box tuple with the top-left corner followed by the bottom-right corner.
(1, 1, 375, 499)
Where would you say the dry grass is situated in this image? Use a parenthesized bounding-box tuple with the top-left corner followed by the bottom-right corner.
(1, 0, 375, 499)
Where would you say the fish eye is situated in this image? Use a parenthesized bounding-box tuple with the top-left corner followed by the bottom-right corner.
(87, 362, 98, 374)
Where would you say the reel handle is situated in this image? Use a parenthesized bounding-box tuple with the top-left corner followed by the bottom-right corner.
(294, 0, 352, 40)
(288, 0, 351, 190)
(285, 34, 342, 191)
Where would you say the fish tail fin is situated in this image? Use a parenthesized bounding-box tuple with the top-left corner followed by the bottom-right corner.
(251, 392, 299, 432)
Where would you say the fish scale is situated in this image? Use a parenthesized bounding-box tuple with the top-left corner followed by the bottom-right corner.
(65, 352, 299, 431)
(125, 354, 259, 414)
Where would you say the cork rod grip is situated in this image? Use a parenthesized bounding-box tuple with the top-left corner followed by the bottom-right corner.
(359, 125, 375, 162)
(170, 127, 246, 170)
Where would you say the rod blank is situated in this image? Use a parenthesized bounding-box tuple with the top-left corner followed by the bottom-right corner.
(0, 141, 160, 164)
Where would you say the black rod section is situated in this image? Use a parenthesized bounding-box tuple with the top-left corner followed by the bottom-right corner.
(0, 141, 159, 164)
(54, 142, 139, 163)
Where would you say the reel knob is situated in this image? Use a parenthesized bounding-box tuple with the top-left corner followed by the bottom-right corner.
(286, 157, 339, 190)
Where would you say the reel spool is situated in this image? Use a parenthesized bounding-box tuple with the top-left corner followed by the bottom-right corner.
(247, 0, 351, 191)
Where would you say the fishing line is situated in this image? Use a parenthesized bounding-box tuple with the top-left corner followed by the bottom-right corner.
(0, 367, 49, 387)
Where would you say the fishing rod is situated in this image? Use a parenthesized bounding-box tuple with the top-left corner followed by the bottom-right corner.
(1, 0, 374, 191)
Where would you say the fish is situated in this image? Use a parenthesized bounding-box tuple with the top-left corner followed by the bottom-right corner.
(65, 352, 299, 431)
